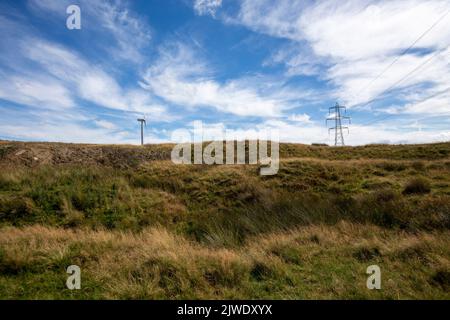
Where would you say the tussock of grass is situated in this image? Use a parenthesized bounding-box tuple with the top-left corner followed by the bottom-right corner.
(430, 270, 450, 291)
(403, 177, 431, 195)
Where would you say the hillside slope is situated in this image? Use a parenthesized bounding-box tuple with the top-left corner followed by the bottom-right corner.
(1, 140, 449, 167)
(0, 141, 449, 299)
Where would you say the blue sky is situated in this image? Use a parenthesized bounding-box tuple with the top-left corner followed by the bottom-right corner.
(0, 0, 450, 145)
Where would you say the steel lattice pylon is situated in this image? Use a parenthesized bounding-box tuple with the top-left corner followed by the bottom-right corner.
(326, 103, 351, 146)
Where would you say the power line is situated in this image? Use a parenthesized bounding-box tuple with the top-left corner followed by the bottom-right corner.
(330, 6, 450, 143)
(353, 7, 450, 99)
(351, 48, 442, 109)
(359, 85, 450, 126)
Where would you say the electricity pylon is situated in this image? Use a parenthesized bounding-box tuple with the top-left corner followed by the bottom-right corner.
(326, 103, 351, 146)
(137, 118, 146, 146)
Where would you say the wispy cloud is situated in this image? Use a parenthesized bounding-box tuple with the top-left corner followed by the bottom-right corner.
(193, 0, 223, 17)
(141, 41, 315, 117)
(288, 113, 312, 123)
(10, 38, 167, 116)
(173, 116, 450, 145)
(227, 0, 450, 112)
(28, 0, 152, 63)
(0, 73, 74, 110)
(0, 1, 168, 144)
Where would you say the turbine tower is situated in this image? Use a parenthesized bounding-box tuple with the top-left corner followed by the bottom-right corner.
(137, 118, 146, 146)
(326, 103, 351, 146)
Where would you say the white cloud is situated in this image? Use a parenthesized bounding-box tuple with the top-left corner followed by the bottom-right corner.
(194, 0, 222, 17)
(94, 119, 116, 130)
(89, 0, 152, 62)
(0, 9, 172, 144)
(347, 124, 450, 145)
(264, 43, 325, 77)
(77, 72, 129, 111)
(300, 1, 450, 60)
(0, 104, 166, 145)
(189, 118, 450, 145)
(229, 0, 450, 112)
(141, 41, 313, 117)
(21, 39, 170, 117)
(399, 88, 450, 115)
(0, 74, 74, 110)
(28, 0, 152, 63)
(0, 122, 136, 144)
(328, 47, 450, 106)
(232, 0, 450, 58)
(0, 9, 158, 116)
(288, 113, 311, 123)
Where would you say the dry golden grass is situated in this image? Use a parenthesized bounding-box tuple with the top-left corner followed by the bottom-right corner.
(1, 223, 449, 299)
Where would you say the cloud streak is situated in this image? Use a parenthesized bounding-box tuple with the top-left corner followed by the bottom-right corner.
(28, 0, 152, 63)
(228, 0, 450, 112)
(141, 41, 316, 117)
(0, 1, 167, 144)
(193, 0, 223, 17)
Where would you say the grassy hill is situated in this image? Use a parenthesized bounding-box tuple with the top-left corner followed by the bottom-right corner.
(0, 141, 449, 299)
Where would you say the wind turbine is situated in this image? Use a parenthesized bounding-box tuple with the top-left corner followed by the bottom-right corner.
(137, 117, 146, 146)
